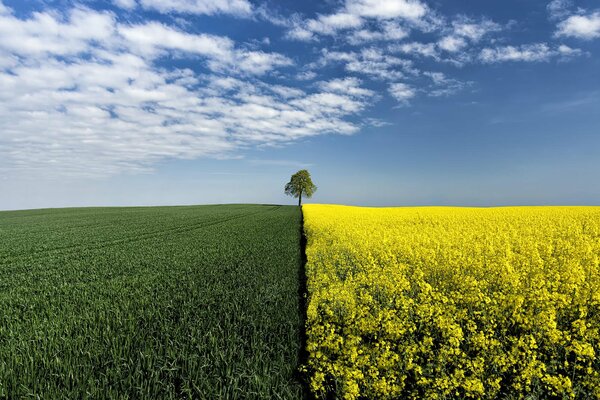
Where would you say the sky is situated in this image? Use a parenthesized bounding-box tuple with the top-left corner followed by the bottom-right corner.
(0, 0, 599, 210)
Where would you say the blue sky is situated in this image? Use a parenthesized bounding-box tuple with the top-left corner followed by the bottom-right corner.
(0, 0, 599, 209)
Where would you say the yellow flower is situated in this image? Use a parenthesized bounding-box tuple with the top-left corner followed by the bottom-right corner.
(302, 205, 600, 399)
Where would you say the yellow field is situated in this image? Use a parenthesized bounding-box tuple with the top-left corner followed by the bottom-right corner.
(302, 205, 600, 399)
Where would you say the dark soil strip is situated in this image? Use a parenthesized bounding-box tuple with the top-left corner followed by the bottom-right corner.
(296, 207, 313, 399)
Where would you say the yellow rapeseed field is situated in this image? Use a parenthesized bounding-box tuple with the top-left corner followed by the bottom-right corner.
(302, 205, 600, 399)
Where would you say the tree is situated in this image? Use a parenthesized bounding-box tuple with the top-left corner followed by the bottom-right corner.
(285, 169, 317, 206)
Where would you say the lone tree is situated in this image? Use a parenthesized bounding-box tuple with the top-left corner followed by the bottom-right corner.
(285, 169, 317, 206)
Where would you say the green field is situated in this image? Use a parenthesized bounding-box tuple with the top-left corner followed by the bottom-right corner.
(0, 205, 306, 399)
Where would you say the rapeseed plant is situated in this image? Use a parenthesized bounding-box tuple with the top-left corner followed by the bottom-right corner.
(303, 205, 600, 399)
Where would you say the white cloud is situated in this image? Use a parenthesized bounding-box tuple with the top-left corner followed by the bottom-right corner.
(423, 71, 470, 97)
(308, 12, 363, 35)
(119, 22, 233, 59)
(234, 51, 293, 74)
(286, 12, 363, 41)
(320, 48, 418, 81)
(286, 26, 315, 42)
(437, 35, 467, 52)
(318, 77, 375, 97)
(290, 92, 367, 116)
(390, 41, 438, 58)
(113, 0, 138, 10)
(138, 0, 252, 17)
(118, 22, 293, 74)
(435, 17, 500, 56)
(296, 70, 317, 81)
(0, 60, 367, 176)
(345, 0, 427, 21)
(479, 43, 554, 62)
(547, 0, 573, 20)
(0, 0, 588, 179)
(547, 1, 600, 40)
(388, 82, 415, 103)
(266, 84, 305, 99)
(363, 117, 391, 127)
(0, 1, 10, 15)
(424, 71, 446, 85)
(284, 0, 429, 42)
(556, 12, 600, 39)
(0, 7, 117, 57)
(557, 44, 583, 57)
(0, 5, 369, 178)
(289, 14, 412, 44)
(0, 54, 17, 68)
(452, 18, 501, 41)
(479, 43, 583, 63)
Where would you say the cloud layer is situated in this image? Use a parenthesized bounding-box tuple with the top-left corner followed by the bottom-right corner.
(557, 12, 600, 39)
(0, 3, 373, 177)
(0, 0, 595, 178)
(114, 0, 253, 16)
(548, 0, 600, 39)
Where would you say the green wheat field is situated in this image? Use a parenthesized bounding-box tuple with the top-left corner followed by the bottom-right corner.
(0, 205, 305, 399)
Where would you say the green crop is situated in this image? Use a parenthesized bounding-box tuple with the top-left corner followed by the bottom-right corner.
(0, 205, 306, 399)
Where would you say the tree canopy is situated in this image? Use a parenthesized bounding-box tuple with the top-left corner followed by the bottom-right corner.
(285, 169, 317, 206)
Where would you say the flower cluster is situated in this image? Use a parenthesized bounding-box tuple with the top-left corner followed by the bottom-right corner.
(302, 205, 600, 399)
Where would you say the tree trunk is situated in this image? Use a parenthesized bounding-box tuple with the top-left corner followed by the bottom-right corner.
(298, 192, 302, 207)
